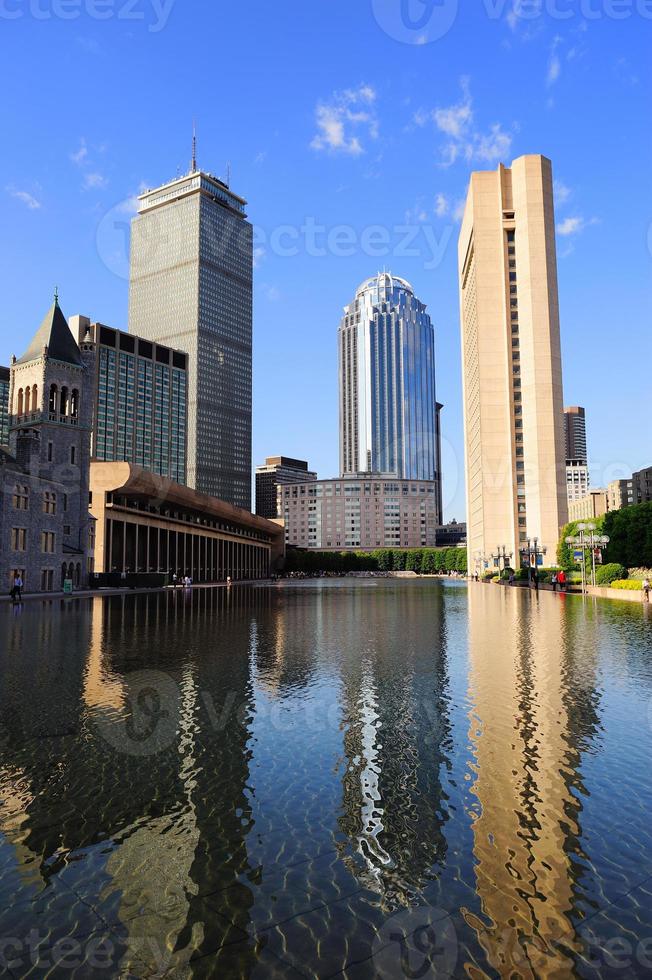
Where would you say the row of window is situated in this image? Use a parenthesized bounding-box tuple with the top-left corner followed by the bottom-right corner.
(12, 486, 69, 514)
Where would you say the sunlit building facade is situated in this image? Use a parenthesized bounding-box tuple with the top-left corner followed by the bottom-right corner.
(71, 317, 188, 484)
(339, 273, 441, 487)
(459, 155, 568, 569)
(280, 474, 439, 550)
(128, 167, 253, 509)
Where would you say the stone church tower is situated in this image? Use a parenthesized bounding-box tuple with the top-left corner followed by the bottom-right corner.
(1, 295, 96, 592)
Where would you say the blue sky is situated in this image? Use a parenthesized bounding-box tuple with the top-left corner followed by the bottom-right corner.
(1, 0, 650, 519)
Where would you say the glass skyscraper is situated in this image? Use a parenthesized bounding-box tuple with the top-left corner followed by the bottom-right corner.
(71, 318, 188, 485)
(339, 273, 441, 494)
(128, 167, 253, 509)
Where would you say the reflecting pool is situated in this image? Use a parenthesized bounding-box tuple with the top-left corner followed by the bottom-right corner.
(0, 581, 651, 978)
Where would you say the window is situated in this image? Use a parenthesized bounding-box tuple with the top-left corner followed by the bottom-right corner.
(70, 446, 76, 465)
(41, 531, 55, 554)
(41, 569, 54, 592)
(63, 494, 68, 512)
(11, 528, 26, 551)
(47, 442, 53, 462)
(43, 491, 57, 515)
(63, 525, 71, 536)
(12, 485, 29, 510)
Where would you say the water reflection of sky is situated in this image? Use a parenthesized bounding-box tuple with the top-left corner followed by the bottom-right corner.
(0, 582, 650, 977)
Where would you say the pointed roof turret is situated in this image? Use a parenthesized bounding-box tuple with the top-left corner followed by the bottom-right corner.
(16, 292, 83, 366)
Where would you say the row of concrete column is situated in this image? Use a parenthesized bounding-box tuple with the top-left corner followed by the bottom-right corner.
(106, 518, 270, 581)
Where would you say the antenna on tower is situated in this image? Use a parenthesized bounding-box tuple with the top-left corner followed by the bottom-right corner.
(191, 120, 197, 173)
(226, 161, 231, 187)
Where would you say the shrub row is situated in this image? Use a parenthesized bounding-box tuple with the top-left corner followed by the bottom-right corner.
(611, 579, 644, 591)
(284, 547, 467, 575)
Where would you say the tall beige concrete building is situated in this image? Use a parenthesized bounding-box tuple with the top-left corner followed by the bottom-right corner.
(459, 155, 568, 572)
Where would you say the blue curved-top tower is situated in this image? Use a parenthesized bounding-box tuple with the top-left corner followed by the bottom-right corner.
(339, 273, 441, 492)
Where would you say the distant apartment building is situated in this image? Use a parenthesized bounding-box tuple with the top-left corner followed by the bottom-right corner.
(0, 366, 9, 445)
(564, 406, 589, 504)
(564, 406, 587, 461)
(633, 466, 652, 504)
(459, 154, 568, 569)
(607, 478, 636, 511)
(566, 459, 590, 504)
(436, 521, 467, 547)
(607, 467, 652, 511)
(71, 317, 188, 485)
(255, 456, 316, 519)
(128, 164, 253, 509)
(280, 474, 439, 551)
(568, 490, 608, 523)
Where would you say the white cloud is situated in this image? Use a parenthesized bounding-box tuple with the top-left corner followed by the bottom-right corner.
(6, 187, 41, 210)
(254, 151, 267, 165)
(253, 246, 266, 268)
(421, 79, 514, 168)
(547, 36, 562, 87)
(311, 84, 378, 156)
(265, 285, 281, 302)
(557, 215, 599, 237)
(70, 138, 88, 166)
(83, 172, 108, 190)
(554, 180, 571, 205)
(435, 193, 449, 218)
(434, 78, 473, 139)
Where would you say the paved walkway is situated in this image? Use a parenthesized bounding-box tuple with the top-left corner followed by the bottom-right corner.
(0, 580, 271, 604)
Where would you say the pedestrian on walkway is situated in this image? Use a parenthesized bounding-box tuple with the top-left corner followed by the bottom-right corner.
(551, 572, 558, 592)
(531, 568, 539, 592)
(557, 569, 566, 592)
(643, 578, 650, 603)
(12, 573, 23, 602)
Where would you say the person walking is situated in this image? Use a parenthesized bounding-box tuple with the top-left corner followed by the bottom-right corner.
(531, 568, 539, 592)
(12, 573, 23, 601)
(172, 572, 178, 589)
(643, 577, 650, 603)
(557, 569, 566, 592)
(551, 572, 558, 592)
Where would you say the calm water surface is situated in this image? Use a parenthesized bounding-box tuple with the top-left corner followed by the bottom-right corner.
(0, 581, 651, 978)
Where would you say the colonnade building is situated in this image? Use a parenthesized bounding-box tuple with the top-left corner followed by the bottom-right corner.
(90, 462, 283, 582)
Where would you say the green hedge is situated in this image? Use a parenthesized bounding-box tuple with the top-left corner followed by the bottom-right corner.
(611, 579, 644, 591)
(284, 547, 467, 575)
(595, 563, 627, 586)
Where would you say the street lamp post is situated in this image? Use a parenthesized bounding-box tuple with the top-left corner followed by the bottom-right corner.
(520, 537, 547, 579)
(490, 545, 513, 573)
(565, 523, 610, 592)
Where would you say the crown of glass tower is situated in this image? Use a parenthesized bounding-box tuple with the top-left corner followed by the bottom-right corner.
(339, 272, 439, 483)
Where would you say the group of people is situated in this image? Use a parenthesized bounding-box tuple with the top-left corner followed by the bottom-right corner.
(170, 573, 233, 589)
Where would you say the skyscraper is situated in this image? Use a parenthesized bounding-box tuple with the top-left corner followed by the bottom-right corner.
(564, 406, 589, 504)
(70, 317, 188, 485)
(128, 158, 253, 509)
(459, 154, 568, 571)
(339, 273, 441, 500)
(564, 406, 587, 462)
(255, 456, 317, 519)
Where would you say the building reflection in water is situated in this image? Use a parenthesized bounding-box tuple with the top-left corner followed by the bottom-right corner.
(0, 589, 274, 975)
(334, 583, 452, 911)
(463, 586, 601, 978)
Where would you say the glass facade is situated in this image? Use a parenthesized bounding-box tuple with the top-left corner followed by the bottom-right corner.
(86, 324, 187, 484)
(128, 170, 253, 509)
(339, 274, 440, 490)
